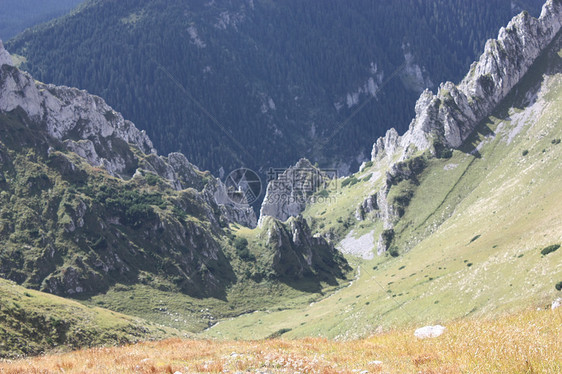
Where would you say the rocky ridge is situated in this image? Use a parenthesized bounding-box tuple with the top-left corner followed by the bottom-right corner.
(0, 41, 256, 227)
(258, 159, 331, 226)
(0, 43, 261, 297)
(260, 215, 350, 280)
(364, 0, 562, 253)
(257, 1, 562, 254)
(372, 0, 562, 162)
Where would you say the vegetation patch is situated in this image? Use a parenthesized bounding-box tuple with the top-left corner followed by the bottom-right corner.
(469, 234, 481, 243)
(341, 176, 359, 188)
(540, 244, 560, 256)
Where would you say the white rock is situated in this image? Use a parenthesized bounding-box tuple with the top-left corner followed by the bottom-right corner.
(414, 325, 446, 339)
(259, 158, 321, 225)
(371, 0, 562, 163)
(552, 298, 562, 310)
(0, 41, 13, 67)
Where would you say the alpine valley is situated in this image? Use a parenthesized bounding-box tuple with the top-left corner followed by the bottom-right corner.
(0, 0, 561, 373)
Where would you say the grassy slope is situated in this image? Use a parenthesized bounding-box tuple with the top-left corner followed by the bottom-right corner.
(0, 278, 182, 358)
(1, 308, 559, 373)
(79, 221, 349, 334)
(203, 42, 562, 340)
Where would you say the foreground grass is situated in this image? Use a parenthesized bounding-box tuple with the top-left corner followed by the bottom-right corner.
(1, 308, 560, 373)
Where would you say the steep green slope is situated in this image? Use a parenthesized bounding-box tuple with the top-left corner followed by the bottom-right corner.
(0, 278, 181, 358)
(203, 26, 562, 340)
(7, 0, 544, 173)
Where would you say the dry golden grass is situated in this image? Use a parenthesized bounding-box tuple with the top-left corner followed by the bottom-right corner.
(0, 308, 560, 373)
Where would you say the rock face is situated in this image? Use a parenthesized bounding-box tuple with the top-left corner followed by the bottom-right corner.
(0, 41, 12, 67)
(0, 41, 256, 227)
(366, 1, 562, 253)
(204, 177, 257, 228)
(372, 0, 562, 163)
(262, 216, 350, 280)
(0, 43, 262, 298)
(258, 158, 331, 225)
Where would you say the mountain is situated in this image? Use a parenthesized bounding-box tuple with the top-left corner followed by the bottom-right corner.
(1, 0, 561, 360)
(206, 0, 562, 339)
(0, 0, 84, 40)
(7, 0, 545, 176)
(0, 40, 349, 347)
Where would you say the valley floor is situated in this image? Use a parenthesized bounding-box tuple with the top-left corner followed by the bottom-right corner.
(1, 308, 560, 373)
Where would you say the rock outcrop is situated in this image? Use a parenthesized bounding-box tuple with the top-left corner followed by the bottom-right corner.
(0, 41, 12, 67)
(261, 216, 350, 280)
(367, 0, 562, 253)
(414, 325, 446, 339)
(372, 0, 562, 163)
(0, 41, 256, 227)
(258, 158, 331, 225)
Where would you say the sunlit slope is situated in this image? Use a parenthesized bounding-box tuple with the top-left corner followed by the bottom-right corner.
(1, 309, 560, 373)
(204, 40, 562, 340)
(0, 278, 182, 358)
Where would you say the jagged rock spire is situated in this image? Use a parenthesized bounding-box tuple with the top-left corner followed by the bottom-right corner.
(372, 0, 562, 162)
(0, 40, 14, 67)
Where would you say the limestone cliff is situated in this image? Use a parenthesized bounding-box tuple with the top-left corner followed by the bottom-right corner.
(258, 158, 332, 225)
(367, 0, 562, 253)
(0, 42, 256, 227)
(372, 0, 562, 162)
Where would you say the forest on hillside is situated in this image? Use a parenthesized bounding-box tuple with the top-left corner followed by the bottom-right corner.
(8, 0, 544, 174)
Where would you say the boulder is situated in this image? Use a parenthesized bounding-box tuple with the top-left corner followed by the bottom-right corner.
(414, 325, 446, 339)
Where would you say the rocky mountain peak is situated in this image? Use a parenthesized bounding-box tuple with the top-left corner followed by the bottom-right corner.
(258, 158, 329, 225)
(372, 0, 562, 162)
(365, 0, 562, 253)
(0, 41, 13, 67)
(0, 44, 256, 227)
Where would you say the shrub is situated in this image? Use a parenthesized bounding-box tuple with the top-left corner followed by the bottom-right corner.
(388, 249, 399, 258)
(434, 140, 453, 159)
(144, 173, 160, 186)
(125, 204, 156, 225)
(317, 189, 329, 198)
(522, 150, 529, 156)
(470, 234, 481, 243)
(552, 138, 561, 145)
(341, 176, 359, 188)
(234, 237, 254, 261)
(556, 281, 562, 291)
(541, 244, 560, 256)
(381, 229, 395, 250)
(172, 205, 187, 220)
